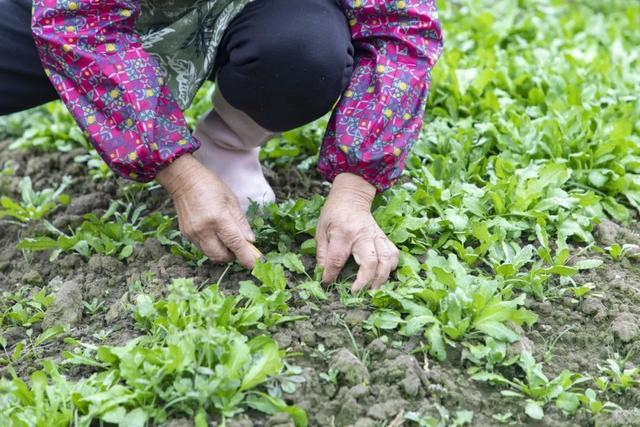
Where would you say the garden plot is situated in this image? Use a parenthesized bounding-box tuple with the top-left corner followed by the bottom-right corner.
(1, 1, 639, 426)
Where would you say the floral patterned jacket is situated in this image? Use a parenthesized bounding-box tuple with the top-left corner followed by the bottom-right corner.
(32, 0, 443, 191)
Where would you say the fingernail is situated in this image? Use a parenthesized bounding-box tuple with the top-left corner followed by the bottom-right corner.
(248, 242, 263, 257)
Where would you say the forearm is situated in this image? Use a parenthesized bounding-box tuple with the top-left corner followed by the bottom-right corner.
(31, 0, 199, 182)
(156, 154, 200, 196)
(318, 0, 443, 192)
(329, 173, 376, 210)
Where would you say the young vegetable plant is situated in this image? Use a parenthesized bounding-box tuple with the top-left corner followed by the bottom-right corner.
(74, 150, 114, 181)
(8, 101, 89, 153)
(17, 201, 174, 261)
(238, 259, 307, 328)
(0, 288, 54, 329)
(0, 278, 307, 426)
(577, 388, 620, 415)
(0, 160, 17, 176)
(366, 250, 537, 362)
(0, 176, 71, 223)
(471, 351, 590, 420)
(596, 354, 640, 394)
(606, 243, 640, 261)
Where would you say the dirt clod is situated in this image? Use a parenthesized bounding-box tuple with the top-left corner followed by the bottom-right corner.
(336, 394, 363, 425)
(611, 313, 639, 343)
(273, 331, 292, 349)
(88, 254, 122, 274)
(330, 348, 370, 386)
(105, 292, 129, 323)
(58, 254, 83, 270)
(375, 355, 428, 392)
(21, 270, 43, 286)
(596, 220, 622, 246)
(594, 408, 640, 427)
(4, 326, 25, 342)
(43, 279, 83, 329)
(366, 398, 406, 421)
(354, 417, 378, 427)
(581, 297, 607, 316)
(143, 237, 168, 260)
(508, 335, 535, 358)
(350, 383, 369, 398)
(66, 193, 108, 215)
(367, 338, 387, 356)
(227, 418, 253, 427)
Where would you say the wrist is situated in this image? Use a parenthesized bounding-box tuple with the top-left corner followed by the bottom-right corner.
(330, 173, 376, 209)
(156, 154, 200, 196)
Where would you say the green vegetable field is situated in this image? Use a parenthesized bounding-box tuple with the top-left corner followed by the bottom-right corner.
(1, 0, 639, 426)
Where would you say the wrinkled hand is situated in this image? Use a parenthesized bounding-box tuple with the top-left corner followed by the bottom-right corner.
(317, 173, 400, 292)
(157, 154, 261, 268)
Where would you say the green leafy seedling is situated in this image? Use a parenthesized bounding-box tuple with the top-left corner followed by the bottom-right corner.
(0, 176, 71, 223)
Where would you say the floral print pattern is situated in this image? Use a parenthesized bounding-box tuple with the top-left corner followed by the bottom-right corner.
(31, 0, 442, 189)
(319, 0, 443, 191)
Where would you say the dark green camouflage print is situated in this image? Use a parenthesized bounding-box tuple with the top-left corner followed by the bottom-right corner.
(136, 0, 253, 108)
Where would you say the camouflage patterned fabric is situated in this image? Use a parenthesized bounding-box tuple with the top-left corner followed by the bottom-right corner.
(136, 0, 253, 109)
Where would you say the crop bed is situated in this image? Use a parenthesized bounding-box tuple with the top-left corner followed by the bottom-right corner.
(1, 1, 639, 426)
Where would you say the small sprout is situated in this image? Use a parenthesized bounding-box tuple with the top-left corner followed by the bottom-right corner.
(0, 176, 71, 224)
(597, 354, 640, 393)
(83, 298, 106, 316)
(319, 368, 339, 385)
(607, 243, 640, 261)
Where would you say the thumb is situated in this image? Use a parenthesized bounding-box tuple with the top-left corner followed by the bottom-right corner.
(316, 221, 328, 267)
(217, 212, 261, 269)
(230, 199, 256, 242)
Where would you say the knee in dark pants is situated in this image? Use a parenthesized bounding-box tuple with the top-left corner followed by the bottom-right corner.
(216, 0, 354, 132)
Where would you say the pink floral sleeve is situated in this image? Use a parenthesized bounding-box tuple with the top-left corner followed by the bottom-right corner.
(318, 0, 443, 192)
(31, 0, 199, 182)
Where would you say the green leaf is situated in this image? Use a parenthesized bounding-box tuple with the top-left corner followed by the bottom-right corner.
(119, 244, 134, 259)
(474, 321, 519, 342)
(556, 392, 580, 413)
(300, 238, 316, 255)
(426, 324, 447, 361)
(17, 237, 59, 251)
(367, 310, 403, 330)
(124, 408, 148, 427)
(574, 259, 603, 270)
(296, 280, 327, 301)
(34, 325, 66, 346)
(525, 400, 544, 420)
(281, 253, 306, 274)
(135, 294, 157, 319)
(246, 392, 308, 427)
(102, 407, 126, 424)
(241, 337, 283, 390)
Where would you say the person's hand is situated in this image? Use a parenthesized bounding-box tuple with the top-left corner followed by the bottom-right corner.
(316, 173, 400, 292)
(156, 154, 261, 268)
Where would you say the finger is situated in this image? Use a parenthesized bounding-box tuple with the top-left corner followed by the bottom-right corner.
(198, 232, 234, 263)
(229, 196, 256, 242)
(371, 237, 394, 289)
(321, 233, 351, 284)
(389, 241, 400, 272)
(316, 221, 328, 268)
(216, 214, 261, 269)
(351, 237, 379, 293)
